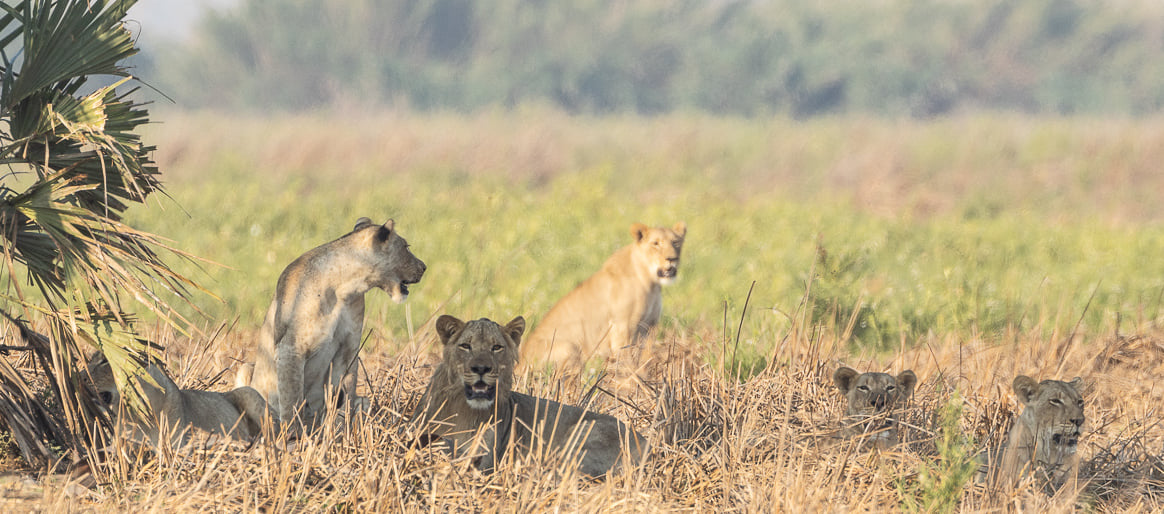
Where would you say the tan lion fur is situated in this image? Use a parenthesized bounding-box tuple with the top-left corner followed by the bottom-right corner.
(833, 366, 917, 450)
(520, 221, 686, 373)
(412, 315, 646, 478)
(88, 353, 271, 447)
(242, 217, 426, 433)
(987, 376, 1085, 487)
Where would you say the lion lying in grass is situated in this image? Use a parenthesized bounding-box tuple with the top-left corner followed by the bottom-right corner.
(88, 353, 272, 447)
(521, 221, 686, 373)
(833, 366, 917, 449)
(984, 375, 1085, 488)
(411, 315, 646, 477)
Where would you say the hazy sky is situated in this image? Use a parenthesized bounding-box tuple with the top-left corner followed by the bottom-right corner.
(126, 0, 236, 43)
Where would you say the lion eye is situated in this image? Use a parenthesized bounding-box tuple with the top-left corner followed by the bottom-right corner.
(459, 343, 471, 351)
(1049, 398, 1063, 406)
(857, 385, 870, 392)
(886, 385, 895, 391)
(491, 344, 504, 352)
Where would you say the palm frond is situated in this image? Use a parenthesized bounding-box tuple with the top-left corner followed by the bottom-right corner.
(0, 0, 211, 469)
(1, 0, 137, 110)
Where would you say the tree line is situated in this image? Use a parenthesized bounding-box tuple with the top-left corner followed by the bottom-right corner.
(146, 0, 1164, 117)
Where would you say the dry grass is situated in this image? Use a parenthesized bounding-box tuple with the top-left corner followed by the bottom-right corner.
(4, 311, 1162, 512)
(6, 113, 1164, 510)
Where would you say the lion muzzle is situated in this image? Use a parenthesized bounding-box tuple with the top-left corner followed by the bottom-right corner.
(464, 364, 497, 409)
(657, 259, 679, 280)
(1050, 421, 1082, 449)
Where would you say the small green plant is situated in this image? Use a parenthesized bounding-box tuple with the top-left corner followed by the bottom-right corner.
(899, 392, 979, 513)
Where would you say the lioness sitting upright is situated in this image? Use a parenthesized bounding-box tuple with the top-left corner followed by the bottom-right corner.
(991, 375, 1085, 486)
(521, 221, 686, 372)
(833, 366, 917, 450)
(412, 315, 646, 477)
(88, 353, 272, 447)
(243, 217, 426, 433)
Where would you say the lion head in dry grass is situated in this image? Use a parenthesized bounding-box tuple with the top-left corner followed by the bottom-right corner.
(412, 315, 645, 477)
(833, 367, 917, 449)
(1000, 375, 1084, 484)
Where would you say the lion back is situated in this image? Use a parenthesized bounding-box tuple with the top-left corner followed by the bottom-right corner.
(509, 392, 645, 478)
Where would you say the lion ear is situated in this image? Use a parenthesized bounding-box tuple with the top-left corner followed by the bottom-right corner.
(833, 366, 859, 394)
(672, 221, 687, 238)
(376, 219, 395, 242)
(504, 316, 526, 347)
(1012, 375, 1039, 405)
(896, 370, 918, 400)
(435, 315, 465, 345)
(353, 217, 374, 231)
(630, 222, 649, 242)
(1067, 376, 1083, 395)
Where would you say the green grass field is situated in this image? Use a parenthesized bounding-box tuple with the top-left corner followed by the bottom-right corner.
(132, 112, 1164, 357)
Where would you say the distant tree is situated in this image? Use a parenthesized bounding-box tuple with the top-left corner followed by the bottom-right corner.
(1, 0, 203, 467)
(154, 0, 1164, 117)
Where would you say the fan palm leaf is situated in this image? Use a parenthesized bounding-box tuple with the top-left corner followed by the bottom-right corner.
(0, 0, 210, 468)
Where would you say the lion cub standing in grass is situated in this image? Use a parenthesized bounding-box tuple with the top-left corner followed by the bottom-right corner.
(241, 217, 426, 433)
(88, 353, 272, 447)
(521, 221, 686, 373)
(833, 366, 917, 450)
(412, 315, 646, 477)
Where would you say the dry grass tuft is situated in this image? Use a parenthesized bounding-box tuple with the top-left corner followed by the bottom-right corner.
(4, 315, 1162, 512)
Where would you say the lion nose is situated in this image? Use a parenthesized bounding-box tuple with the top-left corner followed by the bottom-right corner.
(1072, 417, 1084, 428)
(870, 395, 886, 410)
(470, 364, 491, 376)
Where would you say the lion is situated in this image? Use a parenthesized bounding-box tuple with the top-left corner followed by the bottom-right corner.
(241, 217, 426, 433)
(87, 353, 272, 447)
(520, 221, 686, 373)
(411, 315, 647, 478)
(989, 375, 1085, 487)
(832, 366, 918, 450)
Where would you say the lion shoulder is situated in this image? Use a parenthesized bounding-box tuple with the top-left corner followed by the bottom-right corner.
(509, 391, 646, 476)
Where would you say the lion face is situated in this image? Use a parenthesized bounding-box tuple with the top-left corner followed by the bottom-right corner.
(833, 367, 917, 446)
(1012, 376, 1084, 470)
(630, 221, 686, 285)
(435, 315, 526, 410)
(86, 353, 121, 409)
(353, 217, 427, 303)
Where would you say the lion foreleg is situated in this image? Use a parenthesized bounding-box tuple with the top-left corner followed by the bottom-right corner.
(274, 338, 306, 431)
(332, 333, 369, 414)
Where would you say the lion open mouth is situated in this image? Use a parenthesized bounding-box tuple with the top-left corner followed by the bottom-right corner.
(389, 279, 419, 302)
(464, 381, 496, 407)
(1051, 430, 1080, 448)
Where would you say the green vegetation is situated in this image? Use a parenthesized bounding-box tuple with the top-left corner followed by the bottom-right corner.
(900, 393, 979, 513)
(131, 113, 1164, 355)
(147, 0, 1164, 116)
